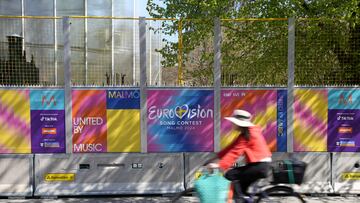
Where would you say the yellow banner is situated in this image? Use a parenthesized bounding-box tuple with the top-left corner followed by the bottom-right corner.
(45, 173, 75, 181)
(107, 110, 140, 152)
(342, 173, 360, 180)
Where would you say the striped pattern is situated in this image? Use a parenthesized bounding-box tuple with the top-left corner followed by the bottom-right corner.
(221, 90, 277, 151)
(294, 89, 327, 151)
(0, 90, 31, 153)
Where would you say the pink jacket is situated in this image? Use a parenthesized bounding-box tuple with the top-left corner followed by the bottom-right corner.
(217, 126, 272, 171)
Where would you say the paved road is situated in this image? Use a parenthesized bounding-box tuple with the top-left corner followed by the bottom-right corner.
(2, 195, 360, 203)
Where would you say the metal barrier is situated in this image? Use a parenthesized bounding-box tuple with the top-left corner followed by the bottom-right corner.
(0, 154, 33, 196)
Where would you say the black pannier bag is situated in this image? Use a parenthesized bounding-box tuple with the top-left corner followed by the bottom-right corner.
(271, 159, 307, 185)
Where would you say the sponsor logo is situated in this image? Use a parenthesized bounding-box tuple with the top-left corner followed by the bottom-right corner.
(40, 116, 58, 122)
(42, 128, 57, 135)
(73, 144, 103, 152)
(338, 127, 352, 134)
(42, 142, 60, 148)
(337, 140, 355, 147)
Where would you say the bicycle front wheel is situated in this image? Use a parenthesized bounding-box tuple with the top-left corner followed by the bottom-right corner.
(256, 185, 306, 203)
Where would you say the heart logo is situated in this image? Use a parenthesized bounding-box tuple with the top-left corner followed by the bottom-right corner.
(175, 105, 189, 119)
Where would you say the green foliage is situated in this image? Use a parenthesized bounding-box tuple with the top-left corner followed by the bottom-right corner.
(147, 0, 360, 86)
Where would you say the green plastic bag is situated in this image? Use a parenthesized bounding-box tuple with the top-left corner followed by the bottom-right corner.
(194, 170, 231, 203)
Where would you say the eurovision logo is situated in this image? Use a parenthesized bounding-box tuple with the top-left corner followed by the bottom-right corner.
(148, 104, 213, 120)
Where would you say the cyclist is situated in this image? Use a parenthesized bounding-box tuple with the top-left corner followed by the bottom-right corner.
(207, 109, 272, 203)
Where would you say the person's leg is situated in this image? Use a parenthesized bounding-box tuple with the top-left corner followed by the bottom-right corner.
(224, 166, 252, 200)
(239, 162, 270, 194)
(224, 163, 270, 201)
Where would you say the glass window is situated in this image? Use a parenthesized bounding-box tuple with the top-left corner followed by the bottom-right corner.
(87, 0, 111, 85)
(24, 0, 55, 85)
(56, 0, 84, 16)
(56, 0, 85, 85)
(25, 0, 54, 16)
(0, 0, 21, 16)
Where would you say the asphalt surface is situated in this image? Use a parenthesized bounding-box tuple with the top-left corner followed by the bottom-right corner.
(2, 195, 360, 203)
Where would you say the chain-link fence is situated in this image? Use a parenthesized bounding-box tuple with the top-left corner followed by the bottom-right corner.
(295, 18, 360, 86)
(221, 18, 288, 87)
(0, 17, 60, 86)
(1, 16, 359, 87)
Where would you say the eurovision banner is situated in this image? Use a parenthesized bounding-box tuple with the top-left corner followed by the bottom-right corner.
(294, 89, 328, 152)
(0, 90, 31, 153)
(328, 89, 360, 152)
(221, 90, 287, 152)
(30, 90, 65, 153)
(72, 90, 107, 153)
(147, 89, 214, 152)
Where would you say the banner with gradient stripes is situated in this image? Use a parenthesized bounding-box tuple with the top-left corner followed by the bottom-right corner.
(0, 90, 31, 153)
(221, 90, 283, 152)
(294, 89, 328, 151)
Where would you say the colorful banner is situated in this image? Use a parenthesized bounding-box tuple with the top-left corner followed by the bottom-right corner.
(0, 90, 31, 153)
(30, 89, 65, 153)
(147, 89, 214, 152)
(328, 89, 360, 152)
(107, 89, 141, 152)
(221, 90, 279, 152)
(294, 89, 328, 151)
(72, 90, 107, 153)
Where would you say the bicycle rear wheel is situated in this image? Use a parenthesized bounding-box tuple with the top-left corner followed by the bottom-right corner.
(256, 185, 306, 203)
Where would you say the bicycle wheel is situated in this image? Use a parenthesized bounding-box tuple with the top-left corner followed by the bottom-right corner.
(171, 187, 199, 203)
(256, 185, 306, 203)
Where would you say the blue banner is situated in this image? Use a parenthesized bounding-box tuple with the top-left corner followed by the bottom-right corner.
(277, 90, 287, 152)
(328, 89, 360, 110)
(30, 90, 64, 110)
(107, 89, 140, 109)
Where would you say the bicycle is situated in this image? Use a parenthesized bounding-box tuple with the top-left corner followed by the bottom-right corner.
(172, 160, 307, 203)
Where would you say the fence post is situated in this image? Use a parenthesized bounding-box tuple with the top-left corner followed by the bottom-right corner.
(63, 16, 72, 154)
(139, 17, 147, 153)
(287, 17, 295, 153)
(214, 17, 221, 152)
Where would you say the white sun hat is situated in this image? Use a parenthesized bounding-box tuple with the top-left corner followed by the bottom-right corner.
(224, 110, 254, 127)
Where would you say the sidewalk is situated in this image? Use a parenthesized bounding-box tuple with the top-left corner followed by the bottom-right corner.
(2, 195, 360, 203)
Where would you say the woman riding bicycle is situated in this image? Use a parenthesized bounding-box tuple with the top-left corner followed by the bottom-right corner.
(207, 109, 272, 203)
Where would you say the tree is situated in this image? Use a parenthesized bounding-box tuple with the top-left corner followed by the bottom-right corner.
(147, 0, 360, 86)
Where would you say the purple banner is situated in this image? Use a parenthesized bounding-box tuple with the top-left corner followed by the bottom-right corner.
(328, 109, 360, 152)
(31, 110, 65, 153)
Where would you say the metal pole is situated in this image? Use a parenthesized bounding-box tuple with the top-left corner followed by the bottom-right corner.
(177, 19, 183, 86)
(133, 0, 137, 85)
(287, 17, 295, 153)
(111, 0, 115, 85)
(85, 0, 88, 85)
(139, 17, 147, 152)
(54, 0, 58, 85)
(63, 17, 72, 154)
(213, 18, 221, 152)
